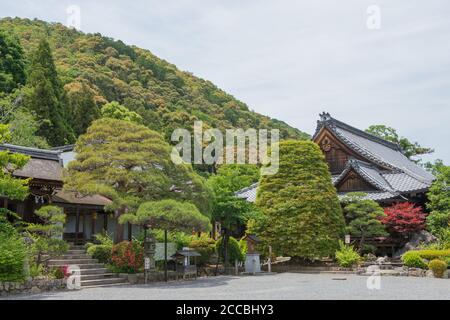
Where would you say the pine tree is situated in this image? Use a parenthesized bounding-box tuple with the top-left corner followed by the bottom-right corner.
(66, 82, 100, 136)
(23, 39, 74, 146)
(342, 192, 387, 253)
(0, 30, 26, 93)
(252, 140, 345, 259)
(65, 116, 212, 243)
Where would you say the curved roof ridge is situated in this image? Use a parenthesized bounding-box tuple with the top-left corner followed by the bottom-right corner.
(332, 159, 396, 194)
(315, 112, 401, 151)
(0, 143, 61, 161)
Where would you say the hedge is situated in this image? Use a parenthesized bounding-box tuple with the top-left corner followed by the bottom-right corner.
(402, 249, 450, 269)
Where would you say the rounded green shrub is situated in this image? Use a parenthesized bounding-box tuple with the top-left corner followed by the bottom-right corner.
(335, 241, 361, 268)
(188, 233, 216, 266)
(414, 249, 450, 261)
(216, 236, 244, 264)
(87, 244, 112, 264)
(402, 251, 428, 269)
(428, 259, 447, 278)
(254, 140, 345, 259)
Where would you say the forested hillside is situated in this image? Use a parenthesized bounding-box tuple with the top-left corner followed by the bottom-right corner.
(0, 17, 309, 147)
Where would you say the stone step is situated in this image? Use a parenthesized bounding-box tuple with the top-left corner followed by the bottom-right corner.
(66, 250, 86, 254)
(51, 254, 91, 260)
(80, 277, 127, 287)
(81, 282, 129, 289)
(48, 258, 98, 266)
(51, 263, 105, 270)
(79, 268, 112, 275)
(80, 273, 117, 280)
(69, 245, 86, 250)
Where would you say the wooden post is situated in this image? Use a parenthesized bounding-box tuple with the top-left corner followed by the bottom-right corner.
(75, 209, 80, 245)
(103, 213, 108, 232)
(82, 212, 86, 243)
(268, 245, 272, 273)
(91, 213, 96, 240)
(164, 229, 168, 282)
(128, 223, 132, 241)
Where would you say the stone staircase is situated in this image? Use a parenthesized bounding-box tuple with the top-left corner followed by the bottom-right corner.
(48, 245, 128, 288)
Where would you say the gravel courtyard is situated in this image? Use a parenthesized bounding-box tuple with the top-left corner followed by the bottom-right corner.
(4, 273, 450, 300)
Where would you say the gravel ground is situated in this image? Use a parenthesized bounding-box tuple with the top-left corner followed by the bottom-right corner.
(3, 273, 449, 300)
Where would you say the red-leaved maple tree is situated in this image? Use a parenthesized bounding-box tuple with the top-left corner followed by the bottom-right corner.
(381, 202, 426, 235)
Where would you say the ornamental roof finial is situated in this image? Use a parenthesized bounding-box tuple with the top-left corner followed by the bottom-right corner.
(319, 111, 331, 122)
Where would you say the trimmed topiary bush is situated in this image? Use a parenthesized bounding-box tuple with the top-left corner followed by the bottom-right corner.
(402, 251, 428, 269)
(428, 259, 447, 278)
(335, 241, 361, 268)
(253, 140, 345, 259)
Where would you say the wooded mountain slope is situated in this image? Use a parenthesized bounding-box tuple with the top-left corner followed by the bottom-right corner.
(0, 17, 309, 142)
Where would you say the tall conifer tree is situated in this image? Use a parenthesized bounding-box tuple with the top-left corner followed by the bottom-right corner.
(24, 39, 74, 146)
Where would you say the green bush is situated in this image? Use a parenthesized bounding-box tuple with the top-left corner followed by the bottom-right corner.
(87, 244, 112, 264)
(414, 249, 450, 260)
(29, 263, 44, 278)
(402, 251, 428, 269)
(335, 241, 361, 268)
(0, 232, 27, 282)
(153, 230, 191, 250)
(428, 259, 448, 278)
(188, 233, 216, 266)
(216, 236, 244, 264)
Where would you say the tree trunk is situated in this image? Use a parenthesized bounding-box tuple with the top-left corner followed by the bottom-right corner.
(223, 229, 229, 274)
(114, 208, 125, 244)
(358, 234, 365, 253)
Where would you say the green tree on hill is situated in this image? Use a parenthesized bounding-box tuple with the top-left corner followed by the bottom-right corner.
(252, 140, 345, 259)
(0, 29, 26, 93)
(66, 81, 101, 136)
(23, 39, 74, 146)
(101, 101, 142, 123)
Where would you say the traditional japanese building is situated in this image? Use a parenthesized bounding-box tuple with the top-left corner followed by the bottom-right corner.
(0, 144, 118, 244)
(236, 113, 434, 205)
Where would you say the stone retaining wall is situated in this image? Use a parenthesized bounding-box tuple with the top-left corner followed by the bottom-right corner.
(0, 278, 66, 297)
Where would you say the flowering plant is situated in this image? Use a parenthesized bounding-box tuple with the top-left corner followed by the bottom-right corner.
(111, 241, 144, 274)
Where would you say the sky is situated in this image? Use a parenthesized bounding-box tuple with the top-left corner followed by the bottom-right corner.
(1, 0, 449, 163)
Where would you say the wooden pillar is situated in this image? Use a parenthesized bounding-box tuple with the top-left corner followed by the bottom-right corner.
(91, 213, 97, 239)
(103, 213, 108, 232)
(75, 208, 80, 245)
(127, 223, 132, 241)
(82, 211, 86, 242)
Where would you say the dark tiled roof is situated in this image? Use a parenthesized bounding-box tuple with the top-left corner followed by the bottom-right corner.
(51, 145, 75, 152)
(236, 113, 434, 203)
(235, 183, 258, 203)
(0, 144, 61, 161)
(1, 144, 63, 181)
(314, 113, 434, 183)
(52, 190, 112, 206)
(13, 158, 63, 182)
